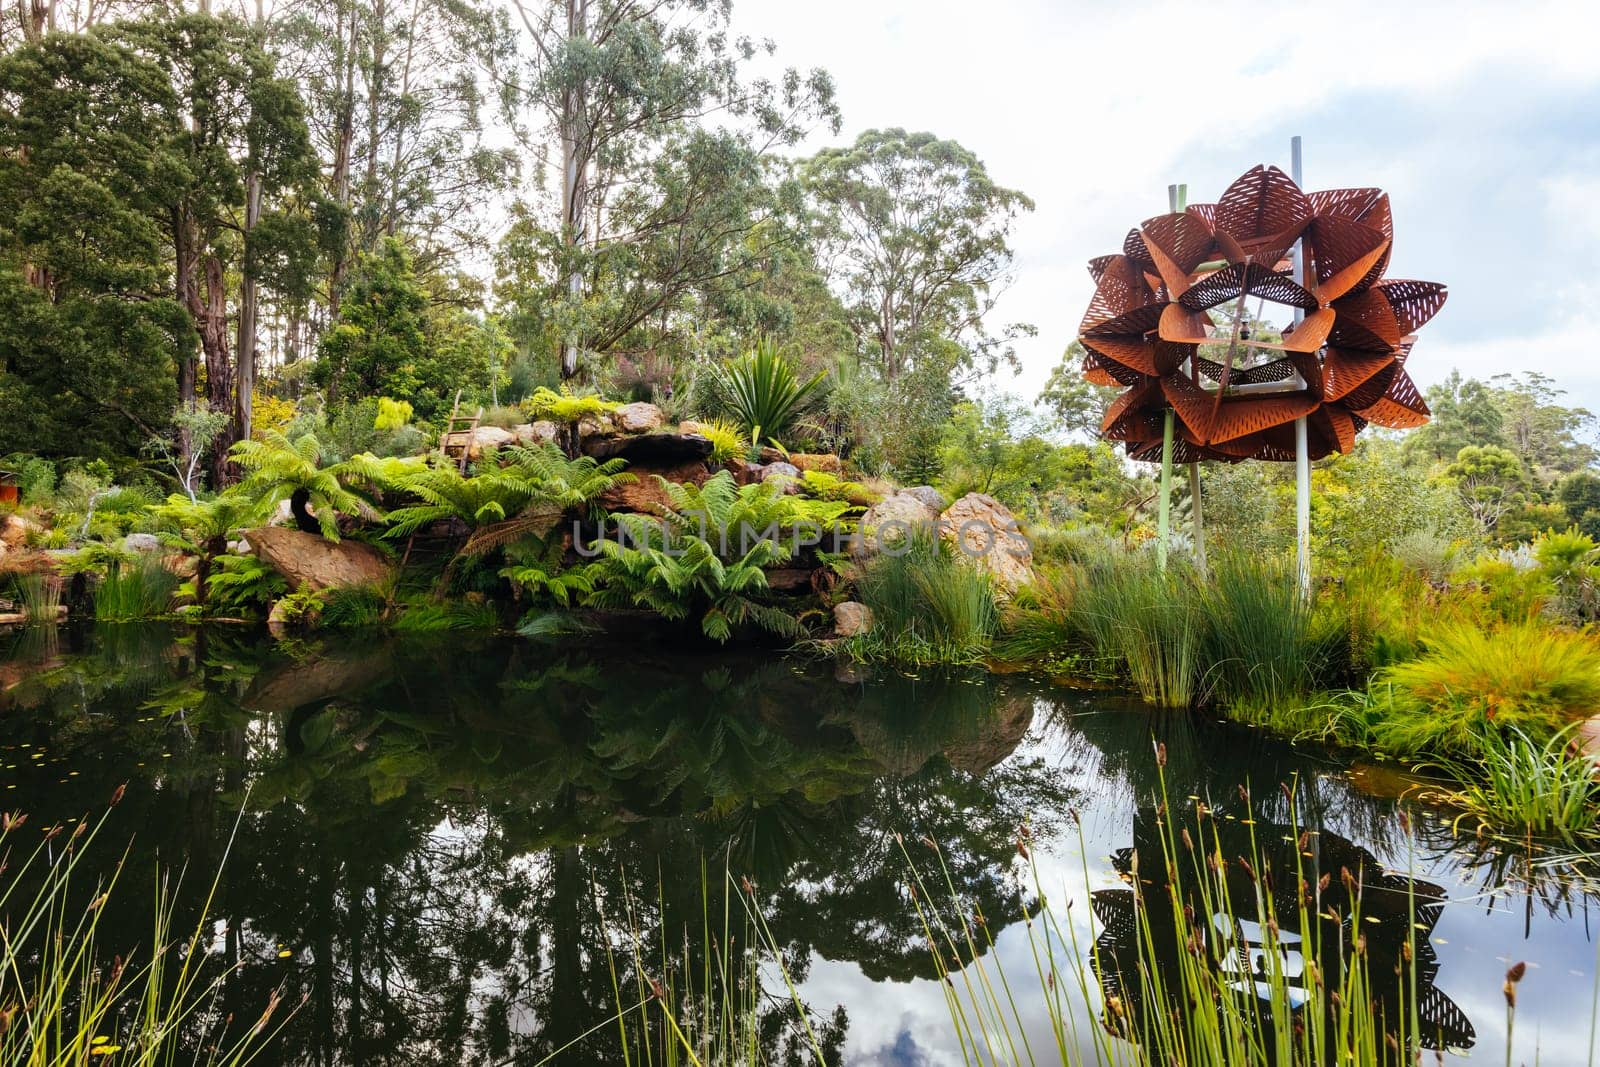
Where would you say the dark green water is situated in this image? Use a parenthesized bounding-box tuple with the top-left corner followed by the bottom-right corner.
(1, 624, 1595, 1064)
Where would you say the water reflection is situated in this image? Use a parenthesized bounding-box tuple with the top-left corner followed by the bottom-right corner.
(1089, 808, 1474, 1058)
(0, 625, 1584, 1063)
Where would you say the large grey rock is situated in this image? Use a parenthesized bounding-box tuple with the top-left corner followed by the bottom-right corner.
(758, 462, 801, 493)
(123, 533, 160, 553)
(833, 601, 873, 637)
(902, 486, 947, 513)
(514, 421, 560, 447)
(443, 425, 517, 461)
(853, 491, 942, 557)
(939, 492, 1033, 592)
(245, 527, 392, 593)
(613, 402, 665, 434)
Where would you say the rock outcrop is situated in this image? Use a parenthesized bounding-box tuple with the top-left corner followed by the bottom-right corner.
(612, 402, 665, 434)
(939, 492, 1033, 591)
(789, 453, 843, 475)
(853, 490, 942, 557)
(244, 527, 393, 592)
(596, 460, 712, 515)
(442, 425, 517, 461)
(513, 421, 560, 447)
(833, 600, 873, 637)
(582, 432, 713, 466)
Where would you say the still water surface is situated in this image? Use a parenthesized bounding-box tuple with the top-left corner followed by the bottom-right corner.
(1, 624, 1597, 1064)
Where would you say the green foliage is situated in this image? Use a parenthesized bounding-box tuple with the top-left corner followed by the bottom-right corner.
(993, 565, 1083, 668)
(273, 585, 327, 629)
(1038, 340, 1119, 437)
(1357, 620, 1600, 759)
(696, 419, 748, 464)
(798, 469, 876, 507)
(801, 127, 1033, 381)
(205, 553, 287, 617)
(521, 387, 619, 426)
(95, 554, 181, 620)
(1073, 553, 1200, 708)
(229, 431, 386, 540)
(841, 531, 998, 667)
(712, 339, 826, 443)
(12, 573, 63, 623)
(313, 239, 495, 420)
(375, 397, 414, 431)
(1435, 726, 1600, 837)
(586, 472, 845, 642)
(1198, 554, 1331, 709)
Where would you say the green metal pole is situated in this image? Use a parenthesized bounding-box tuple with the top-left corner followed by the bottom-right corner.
(1158, 409, 1174, 572)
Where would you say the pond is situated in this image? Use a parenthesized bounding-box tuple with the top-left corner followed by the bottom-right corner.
(1, 624, 1596, 1064)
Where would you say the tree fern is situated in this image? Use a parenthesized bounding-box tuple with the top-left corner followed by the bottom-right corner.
(229, 431, 388, 540)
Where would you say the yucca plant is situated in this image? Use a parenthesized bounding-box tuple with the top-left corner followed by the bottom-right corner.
(229, 431, 387, 540)
(714, 339, 826, 443)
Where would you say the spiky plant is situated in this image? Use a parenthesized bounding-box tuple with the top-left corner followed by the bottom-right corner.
(229, 431, 387, 540)
(714, 339, 826, 443)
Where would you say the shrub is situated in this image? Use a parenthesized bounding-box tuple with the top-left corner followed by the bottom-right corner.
(1434, 725, 1600, 837)
(842, 531, 997, 667)
(1360, 620, 1600, 759)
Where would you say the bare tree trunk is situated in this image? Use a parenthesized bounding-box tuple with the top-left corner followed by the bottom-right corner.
(559, 0, 588, 379)
(362, 0, 386, 250)
(328, 2, 359, 316)
(202, 255, 236, 488)
(174, 208, 200, 472)
(236, 173, 262, 443)
(384, 0, 421, 238)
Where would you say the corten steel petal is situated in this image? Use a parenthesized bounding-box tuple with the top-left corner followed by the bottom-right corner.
(1077, 163, 1444, 464)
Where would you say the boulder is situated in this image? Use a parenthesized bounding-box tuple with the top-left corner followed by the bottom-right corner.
(123, 532, 160, 553)
(939, 492, 1033, 592)
(442, 424, 517, 461)
(789, 453, 844, 475)
(833, 601, 873, 637)
(578, 414, 609, 439)
(853, 491, 942, 557)
(583, 432, 713, 465)
(514, 421, 561, 447)
(902, 485, 948, 513)
(1, 513, 38, 549)
(758, 461, 801, 491)
(596, 460, 713, 515)
(612, 402, 665, 434)
(763, 567, 816, 592)
(677, 419, 709, 435)
(723, 457, 762, 485)
(244, 527, 392, 593)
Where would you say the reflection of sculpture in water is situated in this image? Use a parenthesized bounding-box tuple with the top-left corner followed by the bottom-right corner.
(1090, 808, 1474, 1058)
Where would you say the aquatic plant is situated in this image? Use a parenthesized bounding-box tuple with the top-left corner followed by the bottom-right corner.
(0, 799, 293, 1064)
(1198, 553, 1331, 708)
(1073, 554, 1201, 707)
(713, 339, 826, 442)
(1359, 619, 1600, 759)
(94, 554, 181, 620)
(13, 572, 62, 623)
(1433, 725, 1600, 837)
(842, 530, 998, 666)
(993, 563, 1083, 668)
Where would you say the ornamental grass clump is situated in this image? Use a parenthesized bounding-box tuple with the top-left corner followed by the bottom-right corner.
(94, 554, 182, 620)
(1198, 553, 1334, 709)
(1433, 725, 1600, 837)
(1361, 619, 1600, 760)
(842, 530, 998, 666)
(1072, 554, 1200, 707)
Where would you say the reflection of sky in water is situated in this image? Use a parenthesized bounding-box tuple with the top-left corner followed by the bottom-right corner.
(801, 700, 1600, 1065)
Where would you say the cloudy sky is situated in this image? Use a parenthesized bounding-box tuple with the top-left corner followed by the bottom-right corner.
(732, 0, 1600, 413)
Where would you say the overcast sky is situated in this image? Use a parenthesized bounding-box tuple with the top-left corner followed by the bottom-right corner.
(731, 0, 1600, 415)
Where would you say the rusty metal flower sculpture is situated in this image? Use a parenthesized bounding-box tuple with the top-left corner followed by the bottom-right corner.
(1079, 165, 1445, 462)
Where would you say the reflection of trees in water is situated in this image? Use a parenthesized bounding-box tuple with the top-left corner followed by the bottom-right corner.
(0, 629, 1068, 1063)
(1090, 808, 1475, 1059)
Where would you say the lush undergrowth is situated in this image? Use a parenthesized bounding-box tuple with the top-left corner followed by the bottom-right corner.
(834, 532, 998, 667)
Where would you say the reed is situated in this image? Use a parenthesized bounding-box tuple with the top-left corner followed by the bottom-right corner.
(1433, 725, 1600, 837)
(0, 797, 293, 1064)
(94, 554, 181, 620)
(1197, 553, 1330, 708)
(1072, 555, 1200, 707)
(842, 531, 998, 667)
(15, 572, 63, 623)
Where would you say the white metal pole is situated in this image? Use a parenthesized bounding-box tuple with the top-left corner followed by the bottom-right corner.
(1290, 135, 1311, 598)
(1169, 182, 1207, 579)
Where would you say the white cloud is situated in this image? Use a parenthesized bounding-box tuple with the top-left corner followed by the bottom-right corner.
(733, 0, 1600, 408)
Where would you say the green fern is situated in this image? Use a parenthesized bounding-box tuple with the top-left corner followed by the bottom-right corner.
(229, 431, 388, 541)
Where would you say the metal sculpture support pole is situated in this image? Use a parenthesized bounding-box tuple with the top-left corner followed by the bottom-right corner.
(1290, 135, 1311, 598)
(1168, 181, 1207, 578)
(1157, 409, 1174, 572)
